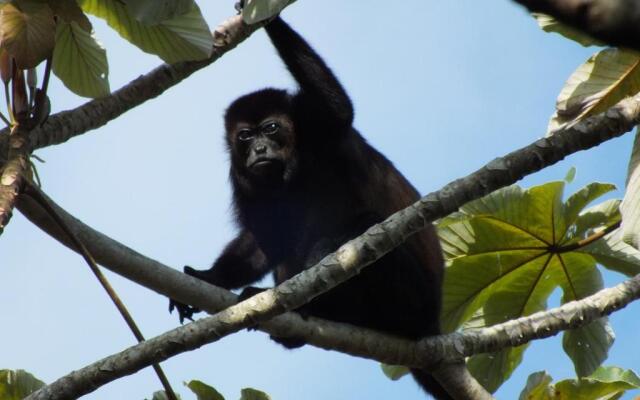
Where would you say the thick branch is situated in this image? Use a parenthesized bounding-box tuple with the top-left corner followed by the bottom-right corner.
(0, 15, 262, 158)
(19, 94, 640, 399)
(23, 248, 640, 400)
(0, 126, 30, 233)
(511, 0, 640, 51)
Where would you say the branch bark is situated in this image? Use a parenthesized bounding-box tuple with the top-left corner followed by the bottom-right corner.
(19, 93, 640, 399)
(0, 14, 262, 160)
(511, 0, 640, 51)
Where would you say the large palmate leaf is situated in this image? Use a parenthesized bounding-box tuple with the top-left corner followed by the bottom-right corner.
(52, 21, 109, 98)
(519, 367, 640, 400)
(438, 180, 640, 391)
(547, 49, 640, 134)
(0, 0, 56, 68)
(79, 0, 213, 63)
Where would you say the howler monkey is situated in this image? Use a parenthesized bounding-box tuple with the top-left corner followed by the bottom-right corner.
(170, 16, 450, 399)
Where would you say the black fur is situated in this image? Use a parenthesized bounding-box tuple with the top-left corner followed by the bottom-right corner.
(171, 17, 449, 400)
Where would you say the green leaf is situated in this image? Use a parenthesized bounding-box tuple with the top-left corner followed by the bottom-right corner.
(0, 0, 55, 68)
(186, 380, 225, 400)
(437, 179, 623, 388)
(48, 0, 92, 32)
(240, 388, 271, 400)
(380, 364, 410, 381)
(52, 21, 110, 98)
(571, 199, 621, 243)
(547, 49, 640, 135)
(468, 345, 528, 393)
(564, 167, 577, 184)
(621, 129, 640, 249)
(580, 230, 640, 277)
(518, 371, 554, 400)
(121, 0, 193, 25)
(562, 183, 616, 239)
(79, 0, 213, 63)
(554, 366, 640, 399)
(563, 317, 615, 377)
(0, 369, 46, 400)
(532, 13, 604, 47)
(152, 390, 182, 400)
(242, 0, 296, 24)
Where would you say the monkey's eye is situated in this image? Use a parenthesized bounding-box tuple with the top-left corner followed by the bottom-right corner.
(261, 121, 280, 135)
(237, 129, 254, 141)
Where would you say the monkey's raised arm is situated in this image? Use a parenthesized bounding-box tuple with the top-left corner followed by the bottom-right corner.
(265, 17, 354, 129)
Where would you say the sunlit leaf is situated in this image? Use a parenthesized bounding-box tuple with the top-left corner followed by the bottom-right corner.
(121, 0, 193, 25)
(581, 230, 640, 277)
(554, 366, 640, 399)
(0, 0, 55, 68)
(0, 370, 45, 400)
(621, 129, 640, 249)
(52, 21, 109, 98)
(532, 13, 604, 47)
(547, 49, 640, 135)
(186, 380, 225, 400)
(79, 0, 213, 63)
(438, 180, 625, 391)
(242, 0, 296, 24)
(518, 371, 554, 400)
(518, 367, 640, 400)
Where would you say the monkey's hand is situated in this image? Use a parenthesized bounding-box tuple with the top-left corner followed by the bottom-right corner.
(168, 265, 204, 324)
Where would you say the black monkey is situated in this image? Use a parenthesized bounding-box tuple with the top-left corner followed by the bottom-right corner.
(171, 16, 450, 400)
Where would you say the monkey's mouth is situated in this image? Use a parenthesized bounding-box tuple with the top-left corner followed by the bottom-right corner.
(250, 157, 281, 169)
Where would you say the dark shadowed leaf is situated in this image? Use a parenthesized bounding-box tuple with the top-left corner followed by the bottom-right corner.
(532, 13, 604, 47)
(122, 0, 193, 25)
(381, 364, 410, 381)
(53, 21, 109, 98)
(0, 0, 55, 68)
(240, 388, 271, 400)
(48, 0, 92, 31)
(0, 370, 46, 400)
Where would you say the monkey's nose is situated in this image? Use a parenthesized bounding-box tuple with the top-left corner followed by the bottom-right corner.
(255, 145, 267, 154)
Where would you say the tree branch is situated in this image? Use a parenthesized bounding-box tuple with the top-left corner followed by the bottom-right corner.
(0, 126, 30, 233)
(0, 14, 263, 159)
(511, 0, 640, 51)
(19, 93, 640, 399)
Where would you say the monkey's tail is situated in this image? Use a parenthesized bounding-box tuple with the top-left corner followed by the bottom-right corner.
(411, 369, 454, 400)
(412, 364, 494, 400)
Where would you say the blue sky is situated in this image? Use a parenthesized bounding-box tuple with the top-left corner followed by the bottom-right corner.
(1, 1, 639, 399)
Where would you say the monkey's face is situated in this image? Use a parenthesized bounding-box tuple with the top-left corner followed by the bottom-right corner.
(228, 114, 297, 184)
